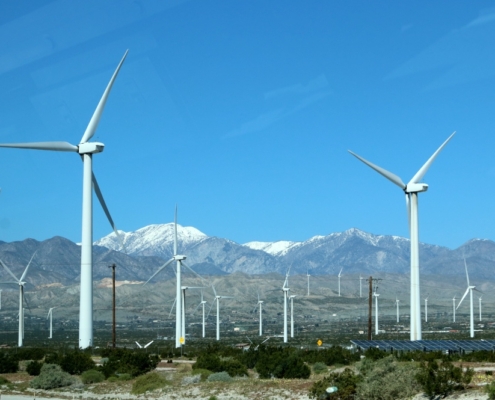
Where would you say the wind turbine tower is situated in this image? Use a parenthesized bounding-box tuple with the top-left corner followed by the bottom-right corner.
(289, 294, 297, 338)
(452, 296, 456, 323)
(349, 132, 455, 341)
(479, 296, 482, 321)
(210, 285, 233, 341)
(256, 293, 264, 336)
(338, 268, 343, 297)
(424, 296, 429, 322)
(282, 267, 291, 343)
(374, 287, 380, 336)
(396, 297, 400, 323)
(457, 258, 478, 338)
(359, 276, 363, 298)
(47, 307, 56, 339)
(307, 269, 310, 296)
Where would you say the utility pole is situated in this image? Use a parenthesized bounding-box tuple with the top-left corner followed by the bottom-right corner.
(109, 264, 116, 348)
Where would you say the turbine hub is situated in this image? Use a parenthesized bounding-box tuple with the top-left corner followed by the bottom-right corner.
(174, 255, 186, 261)
(78, 142, 105, 154)
(405, 183, 428, 193)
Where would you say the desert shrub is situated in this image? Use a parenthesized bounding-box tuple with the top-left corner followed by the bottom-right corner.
(357, 356, 421, 400)
(222, 359, 248, 377)
(131, 372, 168, 394)
(207, 371, 233, 382)
(99, 349, 159, 378)
(107, 376, 118, 382)
(193, 354, 247, 377)
(364, 347, 388, 361)
(30, 363, 74, 390)
(117, 373, 132, 381)
(26, 360, 43, 376)
(15, 347, 46, 361)
(310, 368, 361, 400)
(81, 369, 105, 384)
(415, 360, 473, 399)
(313, 362, 328, 374)
(0, 352, 18, 373)
(302, 346, 360, 366)
(0, 376, 10, 384)
(487, 381, 495, 400)
(273, 354, 311, 379)
(182, 374, 201, 385)
(59, 350, 95, 375)
(192, 368, 213, 381)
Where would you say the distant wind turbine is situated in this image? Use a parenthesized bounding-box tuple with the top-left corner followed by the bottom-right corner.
(306, 269, 310, 296)
(456, 257, 479, 338)
(208, 285, 233, 341)
(0, 252, 36, 347)
(181, 286, 203, 344)
(374, 287, 380, 336)
(255, 292, 263, 336)
(289, 294, 297, 338)
(424, 295, 429, 322)
(479, 296, 482, 322)
(337, 268, 343, 297)
(47, 307, 56, 339)
(349, 132, 456, 341)
(359, 276, 363, 298)
(0, 52, 128, 349)
(135, 340, 154, 349)
(395, 297, 400, 323)
(452, 296, 456, 323)
(282, 266, 291, 343)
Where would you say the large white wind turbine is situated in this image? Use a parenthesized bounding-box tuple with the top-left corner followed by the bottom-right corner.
(47, 307, 56, 339)
(456, 257, 478, 338)
(452, 296, 456, 323)
(349, 132, 455, 341)
(479, 296, 482, 321)
(337, 268, 343, 297)
(145, 207, 203, 348)
(282, 266, 291, 343)
(289, 294, 297, 338)
(0, 253, 36, 347)
(0, 52, 128, 348)
(208, 285, 233, 341)
(424, 295, 429, 322)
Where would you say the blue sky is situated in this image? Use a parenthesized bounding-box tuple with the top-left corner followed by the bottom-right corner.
(0, 0, 494, 249)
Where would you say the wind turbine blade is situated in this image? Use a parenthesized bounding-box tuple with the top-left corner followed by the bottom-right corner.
(456, 288, 470, 310)
(0, 260, 19, 282)
(144, 340, 154, 348)
(212, 285, 217, 298)
(173, 205, 178, 256)
(206, 300, 215, 318)
(169, 297, 177, 318)
(463, 257, 470, 286)
(338, 267, 343, 277)
(79, 50, 128, 144)
(0, 142, 78, 152)
(92, 173, 127, 253)
(409, 131, 456, 184)
(20, 252, 37, 282)
(144, 258, 174, 285)
(135, 341, 142, 348)
(348, 150, 406, 189)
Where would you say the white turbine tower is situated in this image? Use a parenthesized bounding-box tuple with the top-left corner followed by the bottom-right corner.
(145, 207, 202, 348)
(307, 269, 310, 296)
(0, 253, 36, 347)
(337, 268, 343, 297)
(194, 290, 207, 338)
(359, 275, 363, 298)
(374, 287, 380, 336)
(456, 257, 478, 338)
(424, 296, 429, 322)
(282, 267, 291, 343)
(395, 297, 400, 323)
(349, 132, 455, 341)
(181, 286, 203, 344)
(209, 285, 233, 341)
(479, 296, 482, 321)
(289, 294, 297, 338)
(0, 52, 128, 348)
(0, 289, 2, 310)
(47, 307, 56, 339)
(255, 292, 264, 336)
(452, 296, 456, 323)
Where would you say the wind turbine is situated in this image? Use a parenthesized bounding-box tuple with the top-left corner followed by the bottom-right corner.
(395, 297, 400, 323)
(289, 294, 297, 338)
(282, 266, 291, 343)
(0, 253, 36, 347)
(452, 296, 456, 323)
(349, 132, 456, 341)
(0, 52, 128, 348)
(424, 295, 429, 322)
(255, 292, 263, 336)
(337, 268, 343, 297)
(456, 257, 478, 338)
(479, 296, 482, 321)
(47, 307, 56, 339)
(209, 285, 233, 341)
(145, 206, 203, 348)
(306, 269, 310, 296)
(194, 290, 208, 338)
(373, 287, 380, 336)
(135, 340, 154, 349)
(359, 276, 363, 298)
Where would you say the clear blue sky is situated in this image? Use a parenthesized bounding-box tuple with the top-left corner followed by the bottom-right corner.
(0, 0, 494, 250)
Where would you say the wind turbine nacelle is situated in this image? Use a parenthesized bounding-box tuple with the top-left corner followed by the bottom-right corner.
(78, 142, 104, 154)
(406, 183, 428, 193)
(174, 255, 186, 261)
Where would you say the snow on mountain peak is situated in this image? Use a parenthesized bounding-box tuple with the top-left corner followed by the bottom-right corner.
(243, 240, 302, 256)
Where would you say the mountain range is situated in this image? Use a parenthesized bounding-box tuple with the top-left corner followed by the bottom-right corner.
(0, 223, 491, 289)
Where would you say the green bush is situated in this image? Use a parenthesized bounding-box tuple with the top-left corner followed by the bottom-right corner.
(273, 354, 311, 379)
(26, 360, 43, 376)
(310, 368, 361, 400)
(60, 350, 96, 375)
(15, 348, 46, 361)
(81, 369, 105, 384)
(312, 362, 328, 374)
(193, 354, 247, 377)
(131, 372, 168, 394)
(415, 360, 473, 399)
(192, 368, 213, 381)
(486, 380, 495, 400)
(30, 363, 74, 390)
(0, 352, 18, 373)
(357, 356, 421, 400)
(364, 347, 388, 361)
(207, 371, 233, 382)
(98, 349, 159, 378)
(0, 376, 10, 384)
(117, 373, 132, 381)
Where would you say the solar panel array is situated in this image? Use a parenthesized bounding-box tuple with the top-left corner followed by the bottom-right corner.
(350, 340, 495, 352)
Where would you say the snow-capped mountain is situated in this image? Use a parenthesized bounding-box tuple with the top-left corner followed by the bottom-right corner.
(95, 223, 207, 258)
(243, 240, 302, 256)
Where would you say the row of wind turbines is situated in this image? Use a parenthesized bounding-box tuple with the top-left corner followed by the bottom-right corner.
(0, 49, 471, 347)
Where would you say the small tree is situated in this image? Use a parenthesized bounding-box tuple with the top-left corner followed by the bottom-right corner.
(310, 368, 361, 400)
(30, 364, 74, 390)
(0, 352, 18, 373)
(26, 360, 43, 376)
